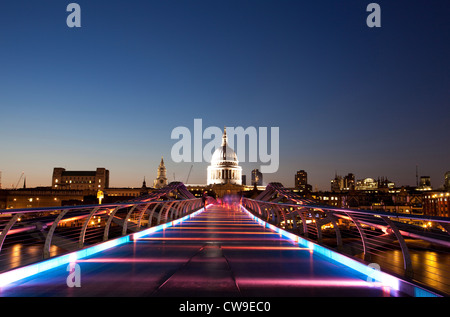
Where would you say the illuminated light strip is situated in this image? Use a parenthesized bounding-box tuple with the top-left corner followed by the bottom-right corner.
(184, 220, 255, 223)
(181, 223, 261, 226)
(152, 231, 278, 235)
(237, 277, 382, 288)
(221, 246, 311, 251)
(0, 235, 129, 288)
(0, 206, 207, 288)
(167, 226, 263, 230)
(132, 207, 205, 240)
(191, 216, 249, 218)
(77, 258, 187, 263)
(138, 237, 283, 241)
(240, 205, 441, 297)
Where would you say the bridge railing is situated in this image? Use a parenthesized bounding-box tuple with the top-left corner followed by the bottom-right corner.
(242, 197, 450, 295)
(0, 198, 203, 273)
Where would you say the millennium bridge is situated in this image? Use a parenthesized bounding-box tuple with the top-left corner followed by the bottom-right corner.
(0, 182, 448, 297)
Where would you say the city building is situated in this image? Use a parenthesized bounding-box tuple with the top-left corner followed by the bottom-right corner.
(295, 170, 312, 192)
(417, 176, 432, 191)
(444, 171, 450, 190)
(207, 128, 242, 185)
(331, 173, 355, 192)
(251, 169, 263, 186)
(1, 187, 86, 209)
(52, 167, 109, 191)
(332, 173, 396, 193)
(295, 170, 307, 189)
(312, 186, 423, 215)
(330, 174, 343, 192)
(355, 177, 379, 191)
(344, 173, 355, 190)
(423, 191, 450, 217)
(154, 157, 168, 189)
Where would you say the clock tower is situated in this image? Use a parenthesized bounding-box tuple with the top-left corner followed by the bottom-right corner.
(154, 156, 168, 189)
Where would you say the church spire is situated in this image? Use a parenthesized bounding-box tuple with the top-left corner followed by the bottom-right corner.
(221, 127, 228, 160)
(221, 127, 227, 146)
(154, 155, 167, 189)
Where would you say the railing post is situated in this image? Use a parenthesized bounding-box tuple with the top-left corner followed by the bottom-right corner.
(345, 212, 371, 262)
(167, 201, 178, 221)
(103, 206, 121, 241)
(147, 203, 160, 228)
(331, 215, 343, 251)
(174, 201, 186, 219)
(271, 205, 278, 225)
(381, 216, 414, 279)
(315, 221, 323, 244)
(157, 202, 174, 224)
(122, 205, 138, 236)
(137, 203, 151, 229)
(297, 209, 308, 238)
(0, 214, 21, 254)
(43, 209, 69, 259)
(79, 207, 100, 249)
(278, 206, 287, 228)
(289, 210, 297, 231)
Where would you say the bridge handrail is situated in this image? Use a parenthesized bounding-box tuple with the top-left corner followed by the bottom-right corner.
(0, 198, 201, 215)
(0, 183, 202, 274)
(242, 195, 450, 294)
(244, 198, 450, 224)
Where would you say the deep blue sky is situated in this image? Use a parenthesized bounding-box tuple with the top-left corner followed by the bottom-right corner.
(0, 0, 449, 190)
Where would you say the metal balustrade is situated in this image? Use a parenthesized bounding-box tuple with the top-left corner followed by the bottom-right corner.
(0, 182, 202, 273)
(242, 183, 450, 295)
(1, 181, 448, 296)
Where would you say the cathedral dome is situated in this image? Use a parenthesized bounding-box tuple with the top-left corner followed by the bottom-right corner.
(207, 127, 242, 185)
(210, 144, 239, 167)
(210, 128, 239, 166)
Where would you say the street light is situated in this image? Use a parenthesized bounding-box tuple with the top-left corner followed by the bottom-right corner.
(97, 190, 104, 204)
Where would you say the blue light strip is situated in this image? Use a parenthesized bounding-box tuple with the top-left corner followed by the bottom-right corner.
(241, 205, 440, 297)
(0, 235, 130, 287)
(132, 207, 205, 240)
(0, 206, 206, 288)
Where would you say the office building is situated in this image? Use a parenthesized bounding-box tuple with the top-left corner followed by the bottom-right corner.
(251, 169, 263, 186)
(52, 167, 109, 191)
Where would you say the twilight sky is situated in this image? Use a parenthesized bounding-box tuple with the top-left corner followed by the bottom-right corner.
(0, 0, 449, 190)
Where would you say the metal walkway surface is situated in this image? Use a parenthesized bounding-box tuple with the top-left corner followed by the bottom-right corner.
(0, 205, 399, 297)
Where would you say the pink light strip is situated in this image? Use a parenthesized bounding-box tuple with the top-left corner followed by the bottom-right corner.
(167, 226, 262, 229)
(156, 231, 277, 235)
(237, 277, 383, 288)
(221, 246, 310, 251)
(76, 258, 187, 263)
(138, 237, 282, 241)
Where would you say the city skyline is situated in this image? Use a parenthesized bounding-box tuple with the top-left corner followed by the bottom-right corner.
(1, 1, 449, 191)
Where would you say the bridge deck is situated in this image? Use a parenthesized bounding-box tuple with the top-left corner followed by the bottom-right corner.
(0, 205, 400, 296)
